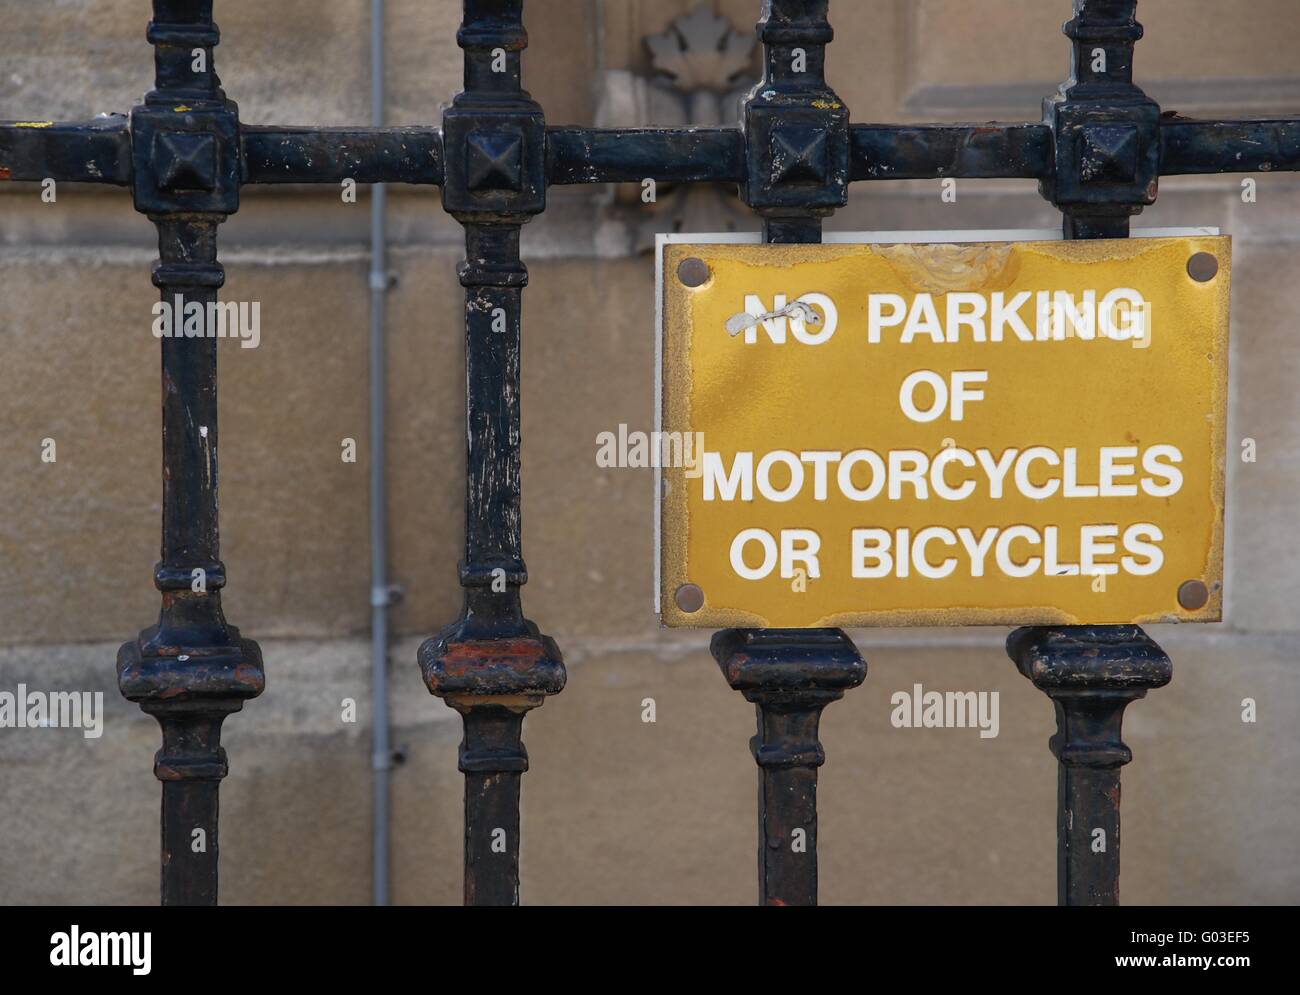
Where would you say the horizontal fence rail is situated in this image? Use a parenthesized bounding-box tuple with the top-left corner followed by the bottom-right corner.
(2, 0, 1297, 906)
(13, 115, 1300, 190)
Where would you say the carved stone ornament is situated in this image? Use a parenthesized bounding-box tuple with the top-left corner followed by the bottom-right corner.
(596, 3, 757, 250)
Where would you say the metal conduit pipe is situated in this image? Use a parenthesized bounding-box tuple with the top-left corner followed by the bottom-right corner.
(368, 0, 393, 908)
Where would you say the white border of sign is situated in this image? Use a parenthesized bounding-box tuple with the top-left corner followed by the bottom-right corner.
(652, 226, 1221, 617)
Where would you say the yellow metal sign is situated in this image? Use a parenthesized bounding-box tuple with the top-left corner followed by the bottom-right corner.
(658, 235, 1229, 628)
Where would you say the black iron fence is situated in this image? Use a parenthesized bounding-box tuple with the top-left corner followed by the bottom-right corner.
(2, 0, 1295, 906)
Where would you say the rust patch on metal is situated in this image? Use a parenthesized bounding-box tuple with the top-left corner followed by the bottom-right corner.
(438, 638, 548, 676)
(235, 663, 266, 693)
(447, 693, 541, 713)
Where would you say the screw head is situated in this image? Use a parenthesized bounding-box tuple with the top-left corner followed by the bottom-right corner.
(1187, 252, 1219, 282)
(674, 583, 705, 613)
(1178, 579, 1210, 610)
(677, 257, 710, 288)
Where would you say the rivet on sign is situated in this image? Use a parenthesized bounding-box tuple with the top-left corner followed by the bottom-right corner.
(674, 583, 705, 613)
(1187, 252, 1219, 282)
(1177, 579, 1210, 610)
(677, 257, 710, 288)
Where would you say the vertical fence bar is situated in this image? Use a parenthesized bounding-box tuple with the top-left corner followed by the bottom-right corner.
(116, 0, 262, 906)
(711, 0, 865, 908)
(1007, 0, 1172, 906)
(1008, 627, 1171, 904)
(418, 0, 563, 907)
